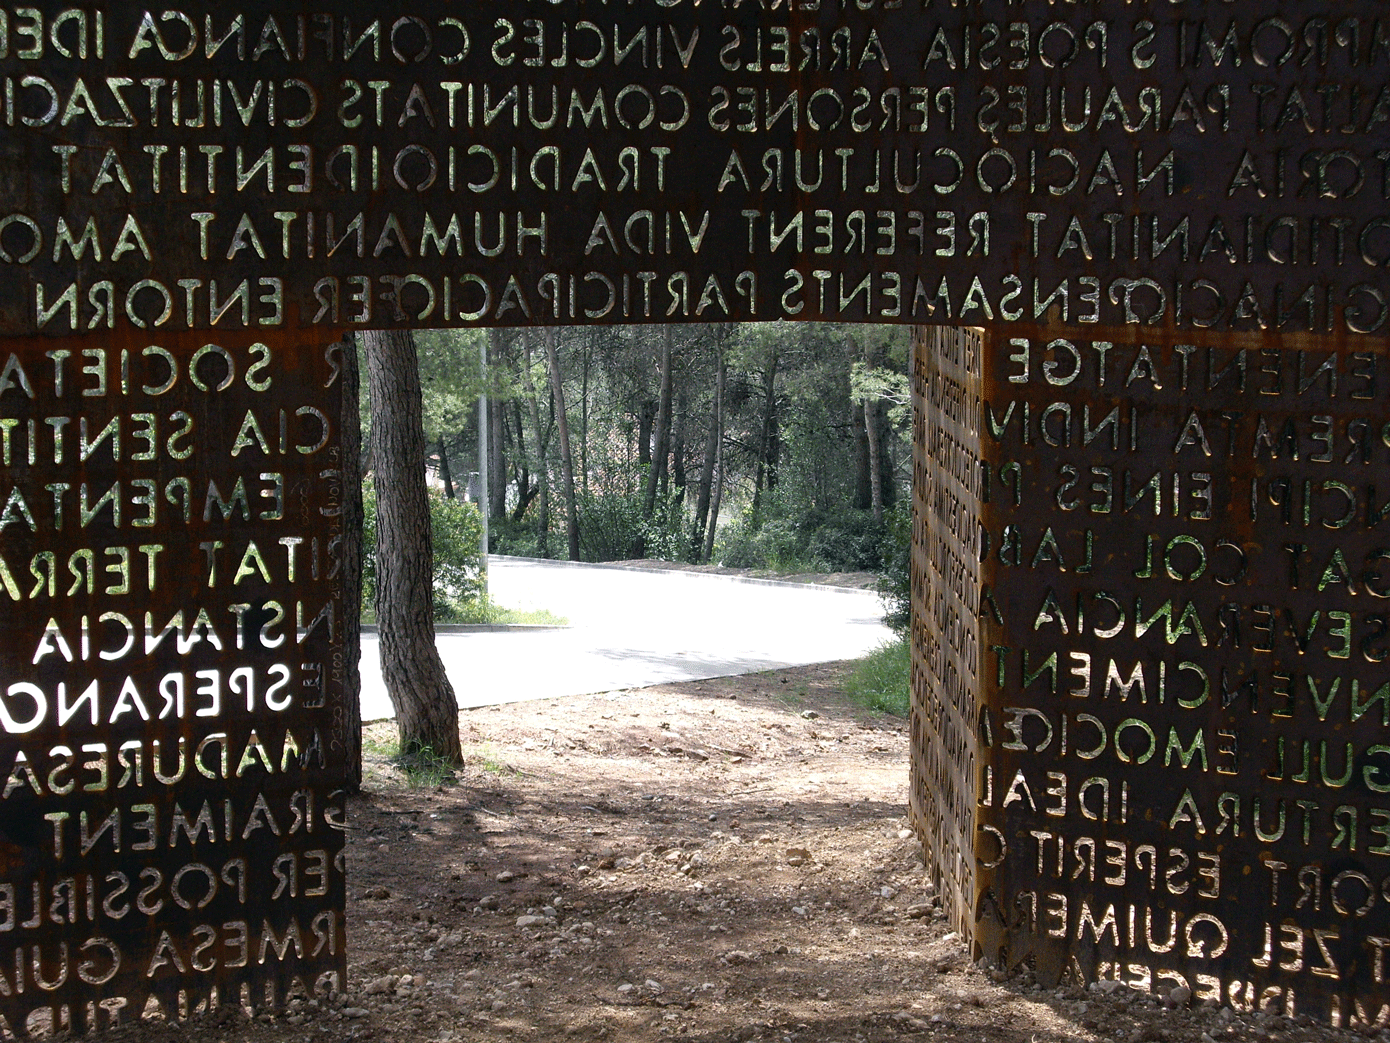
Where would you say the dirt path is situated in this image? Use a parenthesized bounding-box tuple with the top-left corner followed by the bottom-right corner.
(92, 664, 1364, 1043)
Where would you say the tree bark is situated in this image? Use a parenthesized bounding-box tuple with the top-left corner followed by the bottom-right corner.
(644, 326, 674, 517)
(852, 402, 872, 510)
(509, 399, 531, 523)
(438, 436, 455, 499)
(865, 398, 884, 522)
(702, 353, 727, 565)
(487, 328, 507, 522)
(360, 328, 463, 767)
(750, 350, 779, 524)
(337, 335, 364, 793)
(670, 387, 687, 512)
(580, 333, 591, 497)
(691, 339, 725, 561)
(521, 330, 551, 557)
(545, 328, 581, 561)
(637, 399, 655, 468)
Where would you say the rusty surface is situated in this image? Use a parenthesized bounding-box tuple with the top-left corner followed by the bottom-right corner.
(0, 1, 1384, 335)
(912, 326, 1390, 1024)
(909, 326, 985, 942)
(0, 327, 348, 1036)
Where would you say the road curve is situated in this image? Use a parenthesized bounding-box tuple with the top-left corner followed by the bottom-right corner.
(358, 555, 895, 720)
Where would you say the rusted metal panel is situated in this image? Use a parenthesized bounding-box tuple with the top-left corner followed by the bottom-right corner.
(0, 1, 1383, 336)
(908, 326, 985, 941)
(912, 325, 1390, 1024)
(0, 327, 348, 1035)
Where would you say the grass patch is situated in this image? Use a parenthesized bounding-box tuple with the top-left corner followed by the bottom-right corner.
(451, 599, 567, 626)
(362, 600, 567, 626)
(396, 745, 459, 788)
(469, 742, 522, 776)
(360, 726, 460, 788)
(362, 729, 398, 758)
(845, 637, 910, 717)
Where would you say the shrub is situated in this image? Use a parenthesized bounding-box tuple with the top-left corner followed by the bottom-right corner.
(576, 488, 686, 562)
(875, 503, 911, 635)
(716, 516, 806, 570)
(804, 509, 888, 572)
(362, 481, 485, 622)
(845, 637, 911, 716)
(716, 507, 890, 574)
(487, 516, 542, 559)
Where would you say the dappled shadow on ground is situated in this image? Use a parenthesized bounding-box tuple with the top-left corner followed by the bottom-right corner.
(78, 664, 1340, 1043)
(325, 662, 1107, 1043)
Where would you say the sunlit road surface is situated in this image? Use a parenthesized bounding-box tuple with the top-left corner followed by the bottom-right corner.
(358, 555, 895, 720)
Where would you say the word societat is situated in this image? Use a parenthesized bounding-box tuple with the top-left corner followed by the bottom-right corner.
(0, 330, 348, 1035)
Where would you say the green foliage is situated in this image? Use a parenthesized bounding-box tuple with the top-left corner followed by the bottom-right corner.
(360, 730, 459, 788)
(876, 503, 912, 635)
(804, 509, 890, 571)
(451, 600, 567, 626)
(716, 516, 809, 571)
(845, 637, 911, 717)
(716, 504, 890, 573)
(576, 487, 686, 562)
(361, 480, 485, 622)
(486, 517, 543, 559)
(396, 745, 460, 788)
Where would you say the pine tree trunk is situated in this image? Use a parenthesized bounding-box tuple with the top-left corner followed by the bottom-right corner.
(580, 335, 591, 497)
(852, 402, 872, 510)
(637, 400, 655, 467)
(338, 335, 364, 793)
(487, 329, 507, 522)
(750, 351, 779, 525)
(691, 341, 725, 561)
(865, 398, 884, 523)
(670, 388, 687, 516)
(522, 331, 550, 557)
(644, 326, 674, 517)
(360, 328, 463, 767)
(702, 354, 727, 565)
(545, 328, 581, 561)
(438, 437, 455, 499)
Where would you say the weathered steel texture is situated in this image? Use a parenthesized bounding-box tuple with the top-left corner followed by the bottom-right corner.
(909, 325, 985, 940)
(912, 325, 1390, 1024)
(0, 328, 348, 1036)
(0, 1, 1384, 335)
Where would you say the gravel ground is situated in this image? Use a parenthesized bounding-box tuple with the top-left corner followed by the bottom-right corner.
(75, 663, 1385, 1043)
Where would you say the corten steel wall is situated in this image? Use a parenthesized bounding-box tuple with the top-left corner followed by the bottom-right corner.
(911, 325, 1390, 1025)
(0, 328, 348, 1035)
(0, 1, 1383, 336)
(0, 0, 1389, 1031)
(909, 326, 985, 942)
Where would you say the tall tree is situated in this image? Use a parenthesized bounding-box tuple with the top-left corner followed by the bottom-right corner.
(545, 328, 581, 560)
(360, 328, 463, 767)
(520, 329, 551, 556)
(487, 328, 507, 523)
(691, 331, 727, 561)
(750, 345, 780, 524)
(437, 437, 456, 499)
(864, 398, 884, 522)
(644, 326, 674, 516)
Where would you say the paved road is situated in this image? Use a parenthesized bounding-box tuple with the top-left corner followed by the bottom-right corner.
(358, 556, 894, 720)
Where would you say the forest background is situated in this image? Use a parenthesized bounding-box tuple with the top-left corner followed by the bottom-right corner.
(357, 322, 915, 633)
